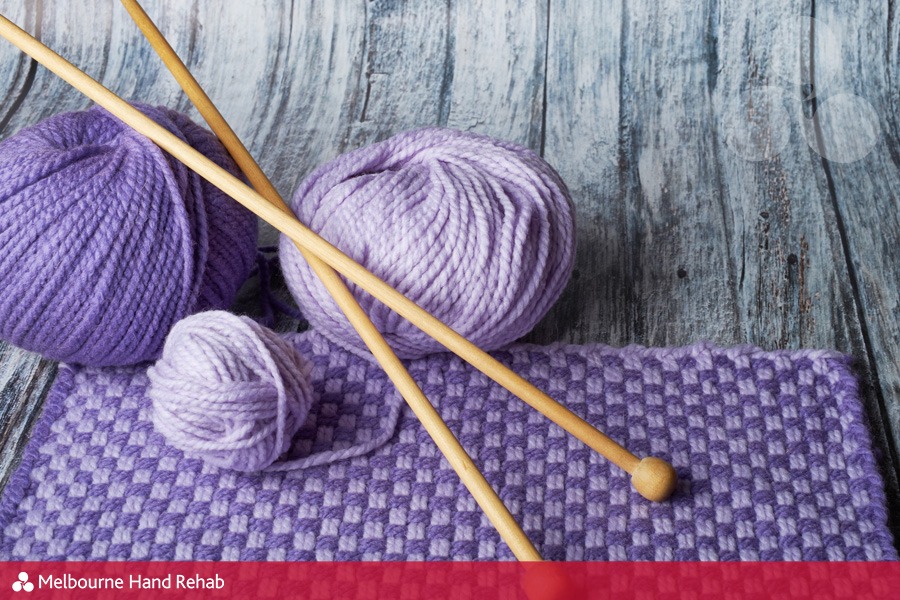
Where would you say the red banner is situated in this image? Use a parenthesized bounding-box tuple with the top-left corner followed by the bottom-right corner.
(1, 561, 897, 599)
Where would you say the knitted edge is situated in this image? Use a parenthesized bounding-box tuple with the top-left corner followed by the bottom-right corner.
(823, 354, 898, 560)
(506, 338, 849, 362)
(0, 365, 73, 534)
(288, 334, 850, 369)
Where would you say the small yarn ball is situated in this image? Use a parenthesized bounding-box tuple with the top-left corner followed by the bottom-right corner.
(148, 311, 314, 472)
(0, 105, 258, 366)
(279, 128, 576, 359)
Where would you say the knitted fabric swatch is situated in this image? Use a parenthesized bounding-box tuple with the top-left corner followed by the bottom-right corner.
(0, 331, 894, 561)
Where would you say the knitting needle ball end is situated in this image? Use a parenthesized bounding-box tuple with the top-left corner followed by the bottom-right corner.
(630, 457, 678, 502)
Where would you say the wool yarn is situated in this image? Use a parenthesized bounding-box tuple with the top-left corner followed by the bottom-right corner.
(279, 128, 576, 359)
(148, 311, 315, 472)
(0, 105, 257, 366)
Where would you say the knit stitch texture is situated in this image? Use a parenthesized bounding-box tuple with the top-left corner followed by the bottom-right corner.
(0, 331, 894, 560)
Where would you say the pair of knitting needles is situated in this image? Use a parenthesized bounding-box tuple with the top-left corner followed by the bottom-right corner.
(0, 6, 676, 561)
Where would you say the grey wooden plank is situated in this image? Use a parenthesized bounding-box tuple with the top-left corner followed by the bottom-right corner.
(541, 0, 740, 347)
(807, 0, 900, 517)
(2, 1, 111, 133)
(230, 0, 368, 243)
(0, 345, 55, 492)
(344, 0, 454, 147)
(0, 2, 37, 132)
(443, 0, 547, 150)
(528, 0, 626, 345)
(711, 14, 858, 353)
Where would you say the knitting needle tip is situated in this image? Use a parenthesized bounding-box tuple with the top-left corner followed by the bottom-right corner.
(630, 457, 678, 502)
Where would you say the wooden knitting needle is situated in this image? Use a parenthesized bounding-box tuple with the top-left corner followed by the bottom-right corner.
(0, 13, 676, 504)
(114, 1, 542, 561)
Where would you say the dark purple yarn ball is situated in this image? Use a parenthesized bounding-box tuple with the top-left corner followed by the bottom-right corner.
(0, 105, 258, 366)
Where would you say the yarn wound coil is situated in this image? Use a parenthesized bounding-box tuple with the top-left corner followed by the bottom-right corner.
(148, 311, 315, 472)
(279, 128, 577, 360)
(0, 105, 257, 366)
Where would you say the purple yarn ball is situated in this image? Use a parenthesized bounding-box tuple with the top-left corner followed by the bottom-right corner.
(0, 105, 258, 366)
(279, 128, 576, 359)
(148, 311, 314, 472)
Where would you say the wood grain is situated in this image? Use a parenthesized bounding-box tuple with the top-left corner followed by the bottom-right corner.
(0, 0, 897, 548)
(810, 0, 900, 530)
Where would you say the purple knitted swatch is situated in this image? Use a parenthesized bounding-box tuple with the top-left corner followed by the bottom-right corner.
(0, 331, 894, 560)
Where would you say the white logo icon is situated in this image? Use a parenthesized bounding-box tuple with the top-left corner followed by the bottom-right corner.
(11, 572, 34, 593)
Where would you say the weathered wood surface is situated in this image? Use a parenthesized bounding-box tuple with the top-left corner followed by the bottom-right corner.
(0, 0, 897, 547)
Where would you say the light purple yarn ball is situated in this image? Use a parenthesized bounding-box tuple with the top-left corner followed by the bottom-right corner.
(0, 105, 258, 366)
(148, 311, 314, 472)
(279, 128, 576, 359)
